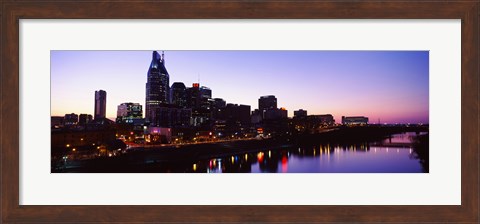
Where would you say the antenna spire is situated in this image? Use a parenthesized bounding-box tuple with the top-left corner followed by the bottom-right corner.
(161, 51, 165, 64)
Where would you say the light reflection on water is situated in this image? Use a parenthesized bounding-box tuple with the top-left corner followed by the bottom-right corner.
(196, 132, 426, 173)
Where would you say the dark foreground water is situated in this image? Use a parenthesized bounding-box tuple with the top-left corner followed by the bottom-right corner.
(191, 132, 428, 173)
(55, 131, 428, 173)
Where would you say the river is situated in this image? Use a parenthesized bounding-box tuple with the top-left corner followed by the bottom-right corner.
(191, 132, 428, 173)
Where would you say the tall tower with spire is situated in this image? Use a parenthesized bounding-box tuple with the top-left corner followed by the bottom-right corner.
(145, 51, 170, 125)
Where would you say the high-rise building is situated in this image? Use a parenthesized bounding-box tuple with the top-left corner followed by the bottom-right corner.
(152, 104, 192, 128)
(171, 82, 187, 108)
(211, 98, 226, 120)
(200, 86, 212, 99)
(258, 95, 277, 118)
(186, 83, 213, 110)
(259, 95, 277, 111)
(186, 83, 201, 109)
(145, 51, 170, 125)
(224, 103, 251, 134)
(199, 86, 212, 110)
(116, 103, 143, 124)
(212, 98, 226, 108)
(94, 90, 106, 120)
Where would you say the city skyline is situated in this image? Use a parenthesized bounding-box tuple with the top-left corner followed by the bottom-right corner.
(51, 50, 429, 124)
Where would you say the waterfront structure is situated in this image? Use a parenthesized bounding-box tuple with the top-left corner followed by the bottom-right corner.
(116, 103, 143, 124)
(94, 90, 107, 120)
(342, 116, 369, 125)
(64, 113, 78, 126)
(294, 109, 307, 118)
(291, 114, 334, 134)
(170, 82, 187, 108)
(145, 51, 170, 125)
(51, 128, 116, 150)
(146, 127, 172, 143)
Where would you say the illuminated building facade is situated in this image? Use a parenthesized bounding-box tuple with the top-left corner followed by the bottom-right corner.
(145, 51, 170, 125)
(342, 116, 369, 125)
(116, 103, 143, 124)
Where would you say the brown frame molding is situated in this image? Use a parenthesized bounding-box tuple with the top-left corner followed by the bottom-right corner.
(1, 1, 478, 223)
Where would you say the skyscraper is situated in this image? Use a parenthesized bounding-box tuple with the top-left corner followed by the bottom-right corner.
(258, 95, 277, 119)
(94, 90, 106, 120)
(259, 95, 277, 111)
(186, 83, 201, 109)
(145, 51, 170, 125)
(171, 82, 187, 108)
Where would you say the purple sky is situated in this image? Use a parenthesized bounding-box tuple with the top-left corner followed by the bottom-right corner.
(51, 51, 429, 124)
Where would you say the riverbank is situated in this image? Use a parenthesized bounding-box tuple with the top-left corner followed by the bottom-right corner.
(52, 126, 428, 172)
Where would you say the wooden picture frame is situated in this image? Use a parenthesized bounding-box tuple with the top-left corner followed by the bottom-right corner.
(1, 1, 478, 223)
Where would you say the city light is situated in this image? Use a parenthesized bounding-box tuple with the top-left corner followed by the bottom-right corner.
(50, 51, 429, 174)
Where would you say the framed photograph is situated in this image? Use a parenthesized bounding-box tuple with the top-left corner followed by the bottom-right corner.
(1, 1, 478, 223)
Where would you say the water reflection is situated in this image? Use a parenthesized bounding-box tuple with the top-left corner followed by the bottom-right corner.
(189, 132, 427, 173)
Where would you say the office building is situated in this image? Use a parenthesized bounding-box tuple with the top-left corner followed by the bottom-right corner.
(199, 86, 212, 109)
(152, 104, 192, 128)
(94, 90, 107, 120)
(116, 103, 143, 124)
(186, 83, 201, 109)
(145, 51, 170, 124)
(294, 109, 307, 118)
(171, 82, 187, 108)
(258, 95, 277, 117)
(211, 98, 226, 120)
(64, 113, 79, 126)
(78, 114, 93, 125)
(264, 107, 288, 120)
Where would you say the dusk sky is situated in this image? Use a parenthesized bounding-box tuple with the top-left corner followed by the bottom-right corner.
(51, 51, 429, 124)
